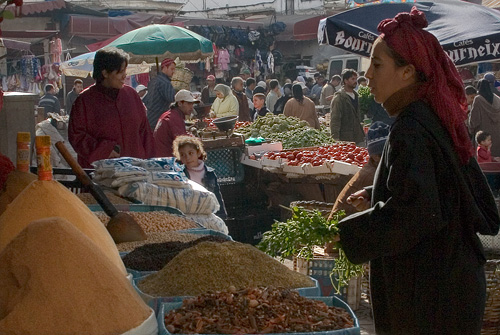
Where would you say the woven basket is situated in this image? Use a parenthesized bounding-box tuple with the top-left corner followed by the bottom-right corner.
(482, 260, 500, 335)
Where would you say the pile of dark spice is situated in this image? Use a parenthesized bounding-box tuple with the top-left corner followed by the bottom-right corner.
(123, 235, 228, 271)
(164, 287, 354, 334)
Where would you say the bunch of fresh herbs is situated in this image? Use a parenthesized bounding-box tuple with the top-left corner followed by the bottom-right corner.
(257, 206, 364, 293)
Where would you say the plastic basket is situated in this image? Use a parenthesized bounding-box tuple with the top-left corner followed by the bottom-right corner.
(205, 147, 245, 185)
(157, 295, 360, 335)
(293, 256, 362, 310)
(134, 275, 319, 316)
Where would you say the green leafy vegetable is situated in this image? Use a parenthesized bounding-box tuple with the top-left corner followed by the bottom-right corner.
(258, 207, 363, 293)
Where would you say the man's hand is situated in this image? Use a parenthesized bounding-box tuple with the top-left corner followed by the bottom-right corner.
(346, 189, 371, 212)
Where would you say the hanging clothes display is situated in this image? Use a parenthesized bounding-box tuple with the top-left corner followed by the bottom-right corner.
(267, 51, 274, 74)
(50, 38, 63, 64)
(217, 47, 230, 71)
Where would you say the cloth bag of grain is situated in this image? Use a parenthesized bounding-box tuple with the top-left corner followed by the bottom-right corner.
(0, 217, 155, 335)
(118, 180, 220, 215)
(0, 180, 127, 275)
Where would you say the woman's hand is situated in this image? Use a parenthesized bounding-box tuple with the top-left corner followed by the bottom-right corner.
(346, 189, 371, 212)
(209, 111, 216, 118)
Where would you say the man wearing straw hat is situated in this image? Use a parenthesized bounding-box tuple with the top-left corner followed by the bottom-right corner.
(144, 58, 176, 129)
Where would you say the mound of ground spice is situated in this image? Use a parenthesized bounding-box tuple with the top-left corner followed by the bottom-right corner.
(123, 235, 229, 271)
(0, 217, 151, 335)
(138, 241, 315, 297)
(0, 170, 37, 215)
(0, 180, 126, 275)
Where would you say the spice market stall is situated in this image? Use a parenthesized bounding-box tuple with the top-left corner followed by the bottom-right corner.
(0, 133, 362, 335)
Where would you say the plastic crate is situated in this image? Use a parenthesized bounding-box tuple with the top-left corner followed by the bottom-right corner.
(158, 295, 360, 335)
(224, 209, 279, 245)
(205, 147, 244, 185)
(293, 256, 362, 310)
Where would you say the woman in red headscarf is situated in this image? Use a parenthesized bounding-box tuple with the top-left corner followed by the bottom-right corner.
(337, 7, 500, 334)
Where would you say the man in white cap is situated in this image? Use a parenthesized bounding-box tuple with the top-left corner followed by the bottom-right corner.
(135, 84, 148, 100)
(153, 90, 199, 157)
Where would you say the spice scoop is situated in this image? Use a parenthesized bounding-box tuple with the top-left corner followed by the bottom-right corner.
(55, 141, 147, 243)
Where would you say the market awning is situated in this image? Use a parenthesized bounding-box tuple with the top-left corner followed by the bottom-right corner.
(68, 13, 175, 39)
(6, 0, 65, 16)
(250, 15, 333, 41)
(0, 38, 31, 51)
(0, 30, 59, 39)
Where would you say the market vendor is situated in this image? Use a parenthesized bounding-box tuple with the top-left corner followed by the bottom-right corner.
(338, 8, 500, 334)
(68, 47, 155, 168)
(201, 75, 217, 104)
(154, 90, 199, 157)
(210, 84, 239, 118)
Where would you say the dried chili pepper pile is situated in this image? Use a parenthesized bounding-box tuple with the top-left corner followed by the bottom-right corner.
(164, 287, 354, 334)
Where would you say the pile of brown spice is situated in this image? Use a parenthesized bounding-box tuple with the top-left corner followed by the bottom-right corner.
(138, 241, 315, 297)
(0, 217, 151, 335)
(0, 180, 126, 275)
(117, 231, 201, 252)
(164, 287, 354, 334)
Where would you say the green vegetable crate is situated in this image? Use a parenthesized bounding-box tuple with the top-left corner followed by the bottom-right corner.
(293, 255, 362, 311)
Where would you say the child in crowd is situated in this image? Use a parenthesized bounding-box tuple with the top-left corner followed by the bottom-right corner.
(251, 93, 270, 120)
(476, 130, 500, 163)
(476, 130, 500, 197)
(173, 136, 227, 219)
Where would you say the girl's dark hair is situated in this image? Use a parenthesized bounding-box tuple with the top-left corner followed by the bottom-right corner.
(292, 83, 304, 102)
(93, 47, 129, 83)
(477, 79, 494, 105)
(475, 130, 490, 144)
(173, 136, 207, 161)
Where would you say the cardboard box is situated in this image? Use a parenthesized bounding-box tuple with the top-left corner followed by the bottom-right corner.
(328, 160, 361, 176)
(240, 155, 262, 169)
(261, 157, 282, 168)
(303, 162, 333, 175)
(282, 163, 306, 174)
(245, 142, 283, 156)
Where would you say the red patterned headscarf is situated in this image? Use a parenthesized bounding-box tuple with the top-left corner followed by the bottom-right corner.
(378, 7, 473, 165)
